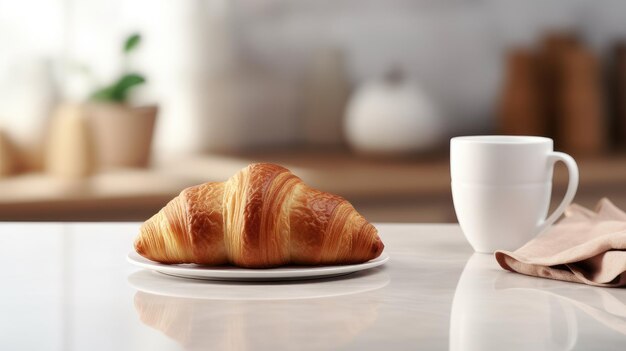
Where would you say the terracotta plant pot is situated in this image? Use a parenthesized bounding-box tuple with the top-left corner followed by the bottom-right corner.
(86, 103, 157, 170)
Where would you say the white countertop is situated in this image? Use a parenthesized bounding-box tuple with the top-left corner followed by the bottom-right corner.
(2, 223, 626, 350)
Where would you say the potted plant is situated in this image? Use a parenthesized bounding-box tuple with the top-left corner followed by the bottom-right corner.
(86, 33, 157, 169)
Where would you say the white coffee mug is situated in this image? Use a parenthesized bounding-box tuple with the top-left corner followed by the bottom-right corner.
(451, 136, 579, 253)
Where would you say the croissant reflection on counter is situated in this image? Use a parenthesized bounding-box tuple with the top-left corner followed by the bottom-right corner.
(134, 163, 384, 268)
(134, 290, 380, 351)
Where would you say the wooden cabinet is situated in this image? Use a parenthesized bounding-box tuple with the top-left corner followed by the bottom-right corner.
(0, 150, 624, 222)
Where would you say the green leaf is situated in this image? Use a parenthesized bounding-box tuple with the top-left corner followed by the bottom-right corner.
(111, 73, 146, 102)
(89, 73, 146, 103)
(115, 73, 145, 92)
(90, 86, 117, 102)
(124, 33, 141, 54)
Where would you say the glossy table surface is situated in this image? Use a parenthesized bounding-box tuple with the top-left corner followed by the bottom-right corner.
(2, 223, 626, 350)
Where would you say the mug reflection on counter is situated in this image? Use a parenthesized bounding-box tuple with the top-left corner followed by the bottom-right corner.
(451, 254, 626, 351)
(496, 283, 626, 337)
(450, 254, 578, 351)
(130, 270, 389, 351)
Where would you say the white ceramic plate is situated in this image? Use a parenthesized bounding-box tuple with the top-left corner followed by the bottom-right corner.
(127, 251, 389, 282)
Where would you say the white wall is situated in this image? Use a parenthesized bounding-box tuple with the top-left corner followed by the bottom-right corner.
(235, 0, 626, 135)
(2, 0, 626, 153)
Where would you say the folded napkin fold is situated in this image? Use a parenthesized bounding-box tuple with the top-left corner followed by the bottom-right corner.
(495, 198, 626, 287)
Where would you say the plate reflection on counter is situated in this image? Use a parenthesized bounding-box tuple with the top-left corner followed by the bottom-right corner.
(129, 268, 389, 350)
(128, 267, 390, 300)
(450, 254, 626, 351)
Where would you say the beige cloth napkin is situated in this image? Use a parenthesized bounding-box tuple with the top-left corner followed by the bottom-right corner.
(495, 198, 626, 287)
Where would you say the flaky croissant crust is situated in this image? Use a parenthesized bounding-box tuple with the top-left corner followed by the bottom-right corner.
(135, 163, 384, 268)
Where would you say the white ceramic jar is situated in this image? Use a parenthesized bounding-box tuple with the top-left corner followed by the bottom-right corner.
(344, 74, 442, 155)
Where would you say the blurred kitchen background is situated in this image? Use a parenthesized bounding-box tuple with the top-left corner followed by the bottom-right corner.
(1, 0, 626, 222)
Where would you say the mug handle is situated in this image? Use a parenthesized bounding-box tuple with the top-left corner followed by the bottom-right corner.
(537, 152, 579, 234)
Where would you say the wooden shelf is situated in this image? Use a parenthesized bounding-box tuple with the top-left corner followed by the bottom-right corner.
(0, 150, 625, 221)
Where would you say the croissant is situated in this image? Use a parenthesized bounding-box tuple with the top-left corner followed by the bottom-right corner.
(134, 163, 384, 268)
